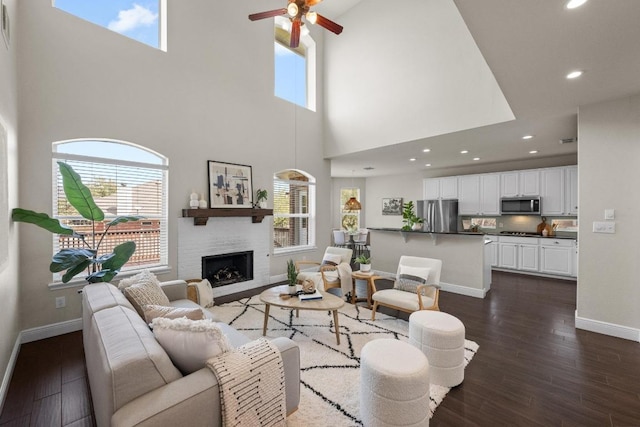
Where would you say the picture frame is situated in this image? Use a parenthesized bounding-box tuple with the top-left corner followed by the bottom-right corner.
(1, 0, 9, 49)
(207, 160, 253, 208)
(382, 197, 403, 215)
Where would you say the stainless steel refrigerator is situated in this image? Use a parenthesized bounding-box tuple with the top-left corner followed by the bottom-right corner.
(417, 199, 459, 233)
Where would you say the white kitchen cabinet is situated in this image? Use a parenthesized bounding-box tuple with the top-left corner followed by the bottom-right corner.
(540, 239, 574, 276)
(498, 236, 539, 271)
(566, 166, 578, 216)
(423, 177, 458, 200)
(485, 235, 499, 267)
(572, 241, 578, 277)
(458, 173, 500, 215)
(500, 170, 540, 197)
(541, 167, 565, 215)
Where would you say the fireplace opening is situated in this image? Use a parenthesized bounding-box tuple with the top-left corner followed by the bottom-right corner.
(202, 251, 254, 288)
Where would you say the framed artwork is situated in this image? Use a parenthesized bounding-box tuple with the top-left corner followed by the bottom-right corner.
(1, 0, 9, 49)
(382, 197, 403, 215)
(207, 160, 253, 208)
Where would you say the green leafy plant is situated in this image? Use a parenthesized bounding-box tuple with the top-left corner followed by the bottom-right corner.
(255, 188, 268, 203)
(12, 162, 143, 283)
(401, 201, 423, 231)
(287, 259, 298, 286)
(354, 254, 371, 265)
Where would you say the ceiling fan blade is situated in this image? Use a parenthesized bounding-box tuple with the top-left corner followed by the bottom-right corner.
(290, 20, 301, 48)
(315, 13, 343, 35)
(248, 8, 287, 21)
(305, 0, 324, 6)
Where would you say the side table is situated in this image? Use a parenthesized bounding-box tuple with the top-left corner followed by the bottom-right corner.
(351, 271, 380, 309)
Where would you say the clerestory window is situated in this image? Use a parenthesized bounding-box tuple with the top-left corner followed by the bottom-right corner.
(274, 17, 316, 111)
(52, 139, 169, 284)
(53, 0, 167, 50)
(273, 169, 316, 253)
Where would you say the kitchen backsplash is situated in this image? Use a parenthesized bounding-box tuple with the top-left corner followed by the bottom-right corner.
(460, 215, 578, 236)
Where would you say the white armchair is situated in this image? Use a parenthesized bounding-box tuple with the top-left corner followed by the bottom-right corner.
(295, 247, 353, 296)
(370, 256, 442, 320)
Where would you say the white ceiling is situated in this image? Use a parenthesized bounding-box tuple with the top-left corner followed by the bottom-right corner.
(322, 0, 640, 177)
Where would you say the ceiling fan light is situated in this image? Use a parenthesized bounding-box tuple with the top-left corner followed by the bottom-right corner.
(287, 3, 299, 17)
(344, 197, 362, 211)
(306, 11, 318, 24)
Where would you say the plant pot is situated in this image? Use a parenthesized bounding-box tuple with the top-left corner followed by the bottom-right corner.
(288, 284, 297, 295)
(360, 264, 371, 272)
(412, 223, 423, 231)
(259, 201, 267, 209)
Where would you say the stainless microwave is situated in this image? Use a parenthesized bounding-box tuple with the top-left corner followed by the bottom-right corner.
(500, 197, 541, 215)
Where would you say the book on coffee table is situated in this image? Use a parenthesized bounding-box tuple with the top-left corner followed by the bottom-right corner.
(299, 290, 323, 301)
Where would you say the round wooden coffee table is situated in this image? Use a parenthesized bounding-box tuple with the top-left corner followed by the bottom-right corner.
(259, 285, 345, 345)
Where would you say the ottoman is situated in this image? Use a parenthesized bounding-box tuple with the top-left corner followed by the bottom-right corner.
(360, 339, 430, 427)
(409, 311, 465, 387)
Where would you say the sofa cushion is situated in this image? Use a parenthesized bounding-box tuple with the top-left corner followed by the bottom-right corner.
(85, 305, 182, 425)
(152, 318, 232, 375)
(122, 275, 171, 318)
(83, 282, 135, 317)
(143, 304, 205, 323)
(117, 269, 159, 291)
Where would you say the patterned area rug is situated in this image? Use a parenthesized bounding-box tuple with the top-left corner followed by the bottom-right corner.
(214, 295, 479, 426)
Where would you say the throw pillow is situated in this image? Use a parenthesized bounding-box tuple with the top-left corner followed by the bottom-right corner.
(394, 273, 429, 294)
(322, 253, 342, 266)
(152, 317, 231, 374)
(122, 275, 171, 318)
(398, 265, 431, 282)
(193, 278, 215, 308)
(117, 269, 160, 291)
(143, 304, 205, 323)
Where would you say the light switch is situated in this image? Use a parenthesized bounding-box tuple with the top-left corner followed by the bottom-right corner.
(604, 209, 615, 220)
(593, 221, 615, 234)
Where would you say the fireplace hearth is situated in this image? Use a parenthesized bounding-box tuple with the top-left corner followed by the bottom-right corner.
(202, 251, 254, 288)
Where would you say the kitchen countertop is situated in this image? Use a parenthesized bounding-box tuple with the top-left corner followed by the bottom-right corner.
(368, 228, 577, 240)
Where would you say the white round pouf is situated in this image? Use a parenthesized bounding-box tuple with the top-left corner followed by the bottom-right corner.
(409, 311, 465, 387)
(360, 339, 430, 427)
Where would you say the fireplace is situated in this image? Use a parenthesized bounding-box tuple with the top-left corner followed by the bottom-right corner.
(202, 251, 254, 288)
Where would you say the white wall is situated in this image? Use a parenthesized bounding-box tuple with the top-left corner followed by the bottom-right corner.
(0, 0, 20, 408)
(365, 173, 424, 229)
(16, 0, 332, 330)
(576, 94, 640, 340)
(323, 0, 513, 158)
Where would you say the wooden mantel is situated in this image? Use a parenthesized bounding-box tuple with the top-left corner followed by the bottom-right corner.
(181, 208, 273, 226)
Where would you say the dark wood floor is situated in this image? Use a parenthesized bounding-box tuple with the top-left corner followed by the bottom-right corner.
(2, 271, 639, 426)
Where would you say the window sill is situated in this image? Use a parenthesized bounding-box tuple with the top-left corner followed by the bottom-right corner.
(48, 265, 172, 290)
(273, 246, 318, 257)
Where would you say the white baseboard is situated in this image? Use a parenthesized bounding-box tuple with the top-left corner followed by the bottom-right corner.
(0, 333, 22, 415)
(575, 312, 640, 342)
(439, 282, 487, 299)
(20, 318, 82, 344)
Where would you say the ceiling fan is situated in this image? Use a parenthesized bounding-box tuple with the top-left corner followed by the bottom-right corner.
(249, 0, 343, 48)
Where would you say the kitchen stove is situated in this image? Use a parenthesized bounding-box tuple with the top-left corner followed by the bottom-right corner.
(499, 231, 540, 237)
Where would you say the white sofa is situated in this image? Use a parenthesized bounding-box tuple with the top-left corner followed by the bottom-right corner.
(82, 280, 300, 427)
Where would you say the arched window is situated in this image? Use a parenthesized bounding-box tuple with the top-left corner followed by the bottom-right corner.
(52, 139, 169, 283)
(274, 16, 316, 111)
(273, 169, 316, 252)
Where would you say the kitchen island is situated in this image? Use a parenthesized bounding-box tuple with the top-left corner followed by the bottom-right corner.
(368, 228, 491, 298)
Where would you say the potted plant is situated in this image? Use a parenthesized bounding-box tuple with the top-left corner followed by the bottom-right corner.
(286, 259, 298, 295)
(401, 201, 424, 231)
(11, 162, 143, 283)
(355, 254, 372, 272)
(255, 188, 268, 209)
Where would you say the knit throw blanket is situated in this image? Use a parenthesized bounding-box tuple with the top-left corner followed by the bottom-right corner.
(206, 339, 286, 427)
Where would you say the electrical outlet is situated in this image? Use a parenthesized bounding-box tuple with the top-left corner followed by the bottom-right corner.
(604, 209, 615, 220)
(55, 296, 66, 309)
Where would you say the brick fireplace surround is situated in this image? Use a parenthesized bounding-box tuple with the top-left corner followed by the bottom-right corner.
(178, 217, 271, 297)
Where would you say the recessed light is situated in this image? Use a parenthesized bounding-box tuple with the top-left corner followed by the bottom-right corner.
(529, 150, 538, 154)
(409, 158, 416, 162)
(423, 148, 431, 153)
(566, 70, 583, 79)
(566, 0, 588, 9)
(425, 164, 431, 167)
(522, 135, 533, 140)
(473, 157, 480, 161)
(460, 150, 469, 154)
